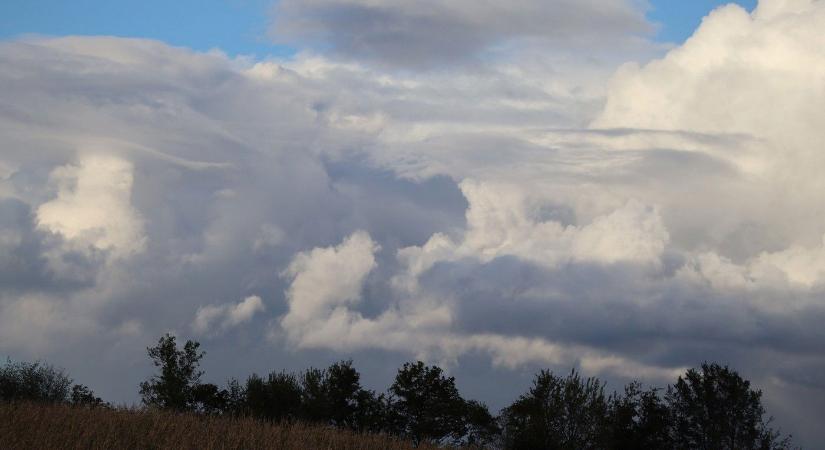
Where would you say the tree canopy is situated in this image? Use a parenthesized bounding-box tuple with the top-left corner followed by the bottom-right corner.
(139, 333, 204, 411)
(1, 358, 102, 407)
(666, 362, 792, 450)
(4, 336, 795, 449)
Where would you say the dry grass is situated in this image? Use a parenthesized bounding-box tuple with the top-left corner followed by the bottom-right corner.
(0, 402, 444, 450)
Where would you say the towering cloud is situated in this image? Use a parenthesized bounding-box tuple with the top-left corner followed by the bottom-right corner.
(2, 0, 825, 445)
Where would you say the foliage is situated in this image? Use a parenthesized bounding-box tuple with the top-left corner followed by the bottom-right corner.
(666, 362, 792, 450)
(190, 382, 228, 415)
(389, 361, 484, 445)
(501, 369, 609, 450)
(298, 360, 387, 431)
(0, 359, 73, 403)
(0, 358, 103, 408)
(464, 399, 500, 447)
(607, 381, 671, 449)
(138, 333, 204, 411)
(243, 371, 303, 422)
(70, 384, 106, 407)
(3, 335, 797, 449)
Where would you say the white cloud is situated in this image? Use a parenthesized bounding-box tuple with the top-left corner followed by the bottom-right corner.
(36, 154, 146, 259)
(391, 180, 669, 299)
(193, 295, 265, 335)
(280, 231, 379, 344)
(588, 0, 825, 291)
(278, 230, 683, 380)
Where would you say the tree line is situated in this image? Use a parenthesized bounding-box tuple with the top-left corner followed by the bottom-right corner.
(2, 334, 795, 449)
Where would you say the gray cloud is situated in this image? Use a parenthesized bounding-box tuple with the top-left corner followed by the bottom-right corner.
(2, 1, 825, 445)
(271, 0, 653, 69)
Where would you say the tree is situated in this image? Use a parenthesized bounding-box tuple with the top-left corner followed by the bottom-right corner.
(70, 384, 105, 407)
(464, 399, 501, 447)
(191, 383, 228, 415)
(501, 369, 609, 450)
(607, 381, 671, 450)
(0, 359, 73, 403)
(666, 362, 792, 450)
(389, 361, 470, 445)
(351, 389, 394, 434)
(222, 377, 246, 416)
(243, 371, 302, 422)
(297, 360, 389, 431)
(324, 360, 365, 429)
(139, 333, 204, 411)
(298, 366, 329, 423)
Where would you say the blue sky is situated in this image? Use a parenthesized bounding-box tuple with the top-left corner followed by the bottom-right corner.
(648, 0, 757, 42)
(0, 0, 757, 57)
(0, 0, 290, 57)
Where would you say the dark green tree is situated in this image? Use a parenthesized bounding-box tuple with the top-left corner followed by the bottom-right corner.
(190, 383, 228, 415)
(298, 360, 391, 432)
(324, 360, 364, 428)
(352, 389, 394, 434)
(243, 371, 302, 422)
(501, 369, 609, 450)
(138, 334, 204, 411)
(389, 361, 470, 445)
(70, 384, 105, 407)
(666, 362, 792, 450)
(222, 377, 246, 416)
(299, 366, 329, 423)
(464, 399, 500, 447)
(607, 381, 671, 450)
(0, 359, 73, 403)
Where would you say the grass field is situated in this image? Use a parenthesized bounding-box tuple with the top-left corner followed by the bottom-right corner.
(0, 402, 446, 450)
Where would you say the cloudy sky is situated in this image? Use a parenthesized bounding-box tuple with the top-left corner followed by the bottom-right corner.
(2, 0, 824, 445)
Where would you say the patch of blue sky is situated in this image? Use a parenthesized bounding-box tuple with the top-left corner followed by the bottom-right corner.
(648, 0, 757, 43)
(0, 0, 295, 58)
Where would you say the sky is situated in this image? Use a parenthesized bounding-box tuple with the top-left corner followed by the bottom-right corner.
(0, 0, 757, 56)
(1, 0, 824, 447)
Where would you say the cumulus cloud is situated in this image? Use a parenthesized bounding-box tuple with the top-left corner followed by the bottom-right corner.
(193, 295, 266, 335)
(3, 0, 825, 445)
(590, 0, 825, 290)
(37, 154, 146, 259)
(271, 0, 652, 68)
(280, 230, 379, 344)
(278, 230, 685, 380)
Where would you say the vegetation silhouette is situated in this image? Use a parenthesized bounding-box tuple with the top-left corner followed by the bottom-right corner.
(139, 333, 204, 411)
(389, 361, 497, 445)
(0, 358, 103, 407)
(500, 369, 609, 449)
(666, 362, 792, 450)
(2, 335, 795, 449)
